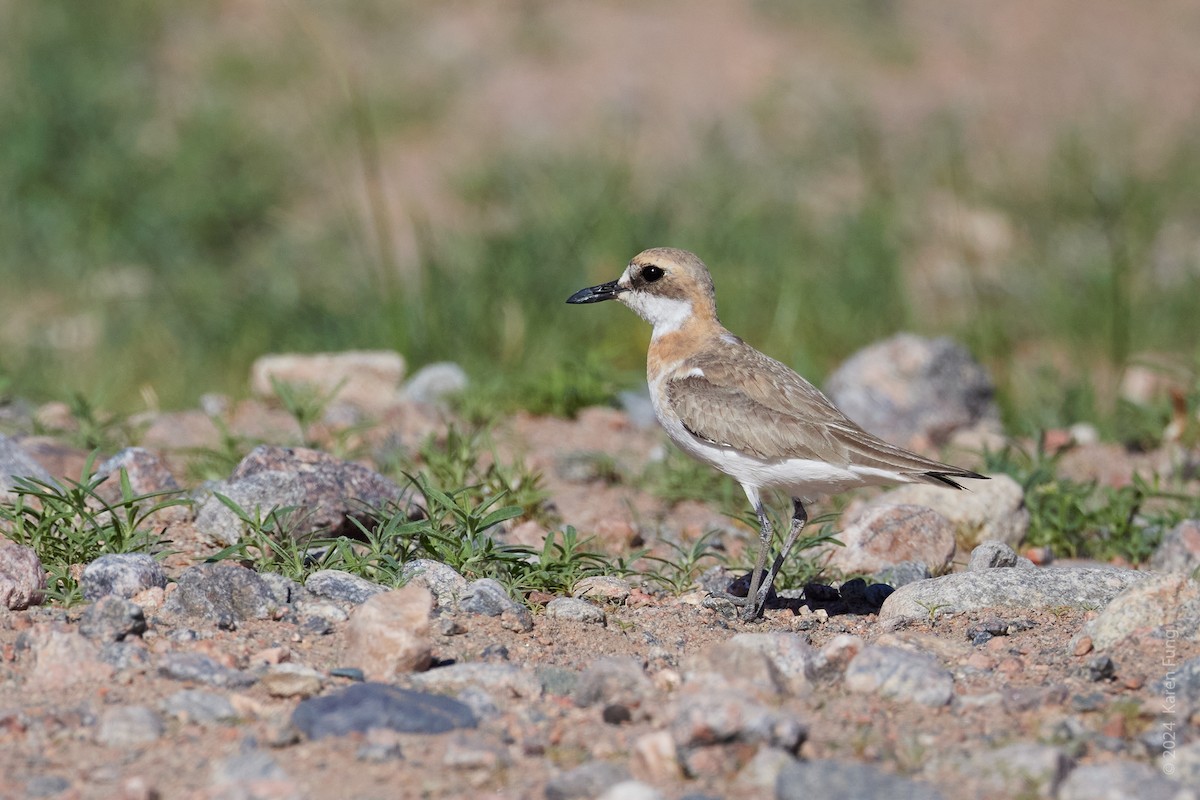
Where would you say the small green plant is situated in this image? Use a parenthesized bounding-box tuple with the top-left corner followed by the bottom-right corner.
(270, 376, 347, 447)
(204, 494, 315, 579)
(644, 445, 745, 515)
(35, 393, 139, 452)
(984, 441, 1198, 563)
(0, 459, 186, 604)
(638, 530, 727, 595)
(184, 415, 259, 483)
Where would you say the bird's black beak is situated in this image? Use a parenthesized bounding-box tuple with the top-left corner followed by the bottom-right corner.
(566, 279, 624, 304)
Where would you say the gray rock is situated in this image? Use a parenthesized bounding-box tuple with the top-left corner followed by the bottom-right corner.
(1057, 760, 1190, 800)
(409, 662, 543, 700)
(574, 657, 653, 708)
(400, 559, 469, 610)
(822, 504, 956, 574)
(79, 596, 146, 642)
(968, 539, 1034, 571)
(1078, 573, 1200, 649)
(879, 567, 1150, 628)
(545, 762, 632, 800)
(24, 775, 70, 798)
(776, 759, 943, 800)
(461, 578, 534, 630)
(210, 749, 289, 786)
(81, 553, 167, 601)
(95, 705, 164, 747)
(163, 563, 279, 623)
(292, 682, 477, 738)
(0, 543, 45, 609)
(824, 333, 997, 447)
(862, 473, 1028, 551)
(1151, 520, 1200, 573)
(99, 640, 151, 671)
(0, 433, 53, 497)
(872, 560, 931, 588)
(158, 652, 258, 688)
(545, 597, 606, 624)
(964, 742, 1072, 799)
(403, 362, 469, 405)
(162, 689, 239, 724)
(537, 666, 579, 696)
(193, 444, 419, 545)
(844, 645, 954, 706)
(572, 575, 634, 603)
(305, 569, 387, 605)
(259, 571, 302, 605)
(1155, 655, 1200, 717)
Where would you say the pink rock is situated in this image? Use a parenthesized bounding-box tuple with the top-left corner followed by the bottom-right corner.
(0, 543, 45, 610)
(343, 586, 433, 681)
(822, 504, 956, 575)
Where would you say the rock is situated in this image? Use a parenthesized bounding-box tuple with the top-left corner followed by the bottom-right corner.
(776, 759, 944, 800)
(813, 634, 864, 679)
(250, 350, 406, 414)
(259, 572, 302, 605)
(100, 640, 152, 671)
(824, 333, 998, 448)
(821, 504, 956, 574)
(968, 540, 1034, 571)
(79, 596, 147, 642)
(292, 683, 477, 738)
(403, 362, 469, 405)
(305, 569, 387, 605)
(596, 780, 665, 800)
(93, 448, 185, 524)
(162, 690, 239, 724)
(572, 575, 633, 603)
(683, 643, 789, 699)
(1057, 760, 1189, 800)
(193, 445, 418, 545)
(22, 625, 114, 690)
(844, 645, 954, 706)
(732, 747, 798, 792)
(631, 730, 683, 783)
(574, 657, 653, 709)
(545, 597, 606, 624)
(964, 742, 1072, 799)
(210, 750, 298, 798)
(400, 559, 469, 610)
(409, 663, 543, 701)
(1150, 520, 1200, 574)
(343, 586, 433, 680)
(24, 775, 71, 797)
(163, 563, 280, 623)
(1078, 573, 1200, 649)
(545, 762, 632, 800)
(0, 433, 53, 498)
(261, 663, 324, 698)
(0, 543, 45, 609)
(158, 652, 258, 688)
(95, 706, 164, 747)
(1156, 655, 1200, 717)
(859, 473, 1028, 551)
(669, 690, 807, 763)
(81, 553, 167, 601)
(872, 561, 931, 588)
(461, 578, 534, 631)
(879, 567, 1150, 628)
(726, 633, 816, 692)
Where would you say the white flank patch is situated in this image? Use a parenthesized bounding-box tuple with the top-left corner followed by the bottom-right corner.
(620, 292, 693, 340)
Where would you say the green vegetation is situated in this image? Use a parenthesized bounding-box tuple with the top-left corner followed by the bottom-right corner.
(0, 460, 186, 604)
(985, 443, 1200, 564)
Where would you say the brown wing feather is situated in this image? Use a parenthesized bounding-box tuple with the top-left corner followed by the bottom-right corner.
(665, 337, 983, 480)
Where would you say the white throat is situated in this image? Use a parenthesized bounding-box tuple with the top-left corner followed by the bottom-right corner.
(620, 292, 693, 340)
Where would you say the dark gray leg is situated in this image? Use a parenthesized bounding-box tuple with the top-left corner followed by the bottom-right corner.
(753, 498, 807, 618)
(740, 500, 774, 622)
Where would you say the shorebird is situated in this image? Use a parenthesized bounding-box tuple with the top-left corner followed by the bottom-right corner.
(567, 247, 986, 621)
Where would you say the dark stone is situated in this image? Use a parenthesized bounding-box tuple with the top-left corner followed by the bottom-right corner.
(292, 683, 477, 739)
(776, 759, 944, 800)
(158, 652, 258, 688)
(79, 596, 146, 642)
(163, 563, 279, 623)
(304, 569, 386, 605)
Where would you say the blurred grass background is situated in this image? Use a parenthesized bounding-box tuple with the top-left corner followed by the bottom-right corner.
(0, 0, 1197, 439)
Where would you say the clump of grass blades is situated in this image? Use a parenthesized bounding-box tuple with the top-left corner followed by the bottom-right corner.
(0, 459, 186, 604)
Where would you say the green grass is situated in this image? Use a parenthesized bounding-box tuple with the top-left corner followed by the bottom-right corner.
(0, 457, 187, 604)
(984, 443, 1200, 563)
(0, 1, 1198, 447)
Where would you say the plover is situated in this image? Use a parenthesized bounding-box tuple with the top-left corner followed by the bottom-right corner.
(567, 247, 986, 621)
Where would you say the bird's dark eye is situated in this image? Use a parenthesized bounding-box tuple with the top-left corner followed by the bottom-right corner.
(641, 265, 664, 283)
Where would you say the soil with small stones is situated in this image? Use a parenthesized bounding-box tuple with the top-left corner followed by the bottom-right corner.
(2, 394, 1198, 800)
